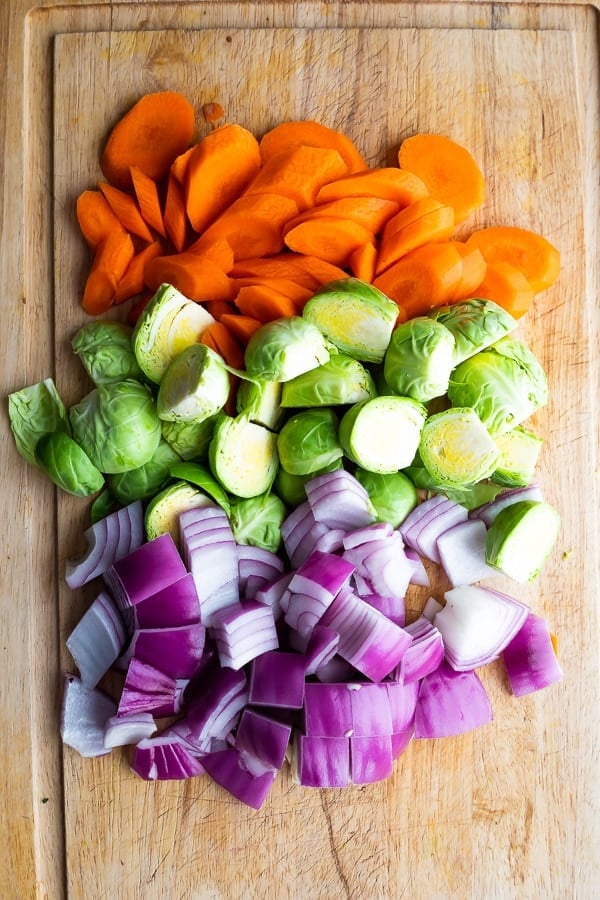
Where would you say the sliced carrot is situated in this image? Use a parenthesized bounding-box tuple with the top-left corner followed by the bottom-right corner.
(186, 236, 235, 272)
(129, 166, 166, 238)
(234, 284, 301, 323)
(229, 254, 347, 289)
(98, 182, 154, 242)
(76, 190, 126, 249)
(315, 167, 429, 207)
(192, 193, 299, 261)
(376, 198, 455, 274)
(447, 241, 487, 301)
(200, 322, 246, 369)
(398, 133, 485, 225)
(82, 231, 136, 315)
(259, 120, 367, 174)
(284, 196, 398, 236)
(349, 242, 378, 283)
(163, 174, 190, 252)
(144, 251, 234, 301)
(245, 145, 349, 211)
(372, 242, 463, 321)
(471, 261, 535, 318)
(284, 217, 374, 266)
(203, 300, 237, 320)
(113, 240, 164, 305)
(170, 146, 197, 186)
(185, 124, 262, 234)
(286, 256, 350, 286)
(100, 90, 195, 190)
(232, 277, 314, 305)
(219, 313, 263, 345)
(465, 225, 560, 293)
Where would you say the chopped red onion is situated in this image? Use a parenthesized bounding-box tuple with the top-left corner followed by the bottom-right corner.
(60, 674, 117, 757)
(405, 548, 430, 587)
(104, 713, 156, 749)
(283, 550, 355, 638)
(469, 484, 544, 527)
(342, 522, 394, 549)
(131, 573, 201, 630)
(343, 530, 414, 600)
(315, 655, 358, 683)
(201, 748, 277, 808)
(210, 601, 279, 670)
(131, 734, 206, 780)
(391, 728, 414, 759)
(399, 494, 449, 550)
(65, 501, 144, 589)
(248, 650, 306, 708)
(253, 571, 294, 620)
(234, 708, 292, 773)
(305, 470, 375, 531)
(414, 661, 493, 738)
(281, 501, 329, 569)
(413, 498, 469, 563)
(303, 682, 353, 737)
(66, 591, 127, 688)
(350, 734, 393, 784)
(436, 518, 498, 587)
(435, 585, 529, 671)
(117, 658, 182, 717)
(124, 622, 206, 679)
(422, 596, 444, 623)
(347, 682, 394, 736)
(391, 616, 445, 684)
(361, 592, 405, 627)
(238, 545, 285, 600)
(313, 528, 346, 554)
(502, 612, 563, 696)
(385, 680, 420, 732)
(104, 533, 187, 611)
(293, 734, 351, 788)
(303, 625, 340, 676)
(184, 664, 249, 752)
(179, 505, 240, 624)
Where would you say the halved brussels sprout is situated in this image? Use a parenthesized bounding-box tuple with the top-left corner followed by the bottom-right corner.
(157, 344, 230, 423)
(236, 378, 284, 430)
(430, 298, 517, 364)
(161, 415, 218, 461)
(419, 407, 500, 487)
(339, 396, 426, 473)
(354, 468, 418, 527)
(492, 426, 543, 487)
(209, 414, 279, 499)
(383, 317, 455, 402)
(229, 493, 287, 553)
(244, 316, 330, 382)
(107, 438, 180, 504)
(485, 499, 560, 582)
(281, 354, 376, 408)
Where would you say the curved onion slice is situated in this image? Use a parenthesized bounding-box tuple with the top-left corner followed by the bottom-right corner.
(117, 658, 181, 717)
(392, 616, 445, 684)
(414, 661, 493, 739)
(104, 713, 156, 749)
(234, 709, 292, 774)
(210, 601, 278, 670)
(66, 591, 127, 688)
(60, 675, 117, 757)
(284, 550, 355, 638)
(237, 545, 285, 600)
(65, 501, 144, 589)
(124, 623, 206, 679)
(104, 532, 187, 611)
(436, 518, 498, 587)
(131, 734, 205, 780)
(435, 585, 529, 671)
(502, 612, 563, 696)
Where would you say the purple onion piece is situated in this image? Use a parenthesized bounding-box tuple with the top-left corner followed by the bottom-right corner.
(248, 650, 306, 708)
(238, 545, 285, 600)
(132, 573, 201, 631)
(303, 625, 340, 676)
(392, 617, 445, 685)
(184, 664, 248, 749)
(253, 572, 294, 621)
(293, 734, 351, 788)
(131, 734, 205, 780)
(405, 548, 430, 587)
(391, 728, 414, 759)
(436, 518, 498, 587)
(385, 680, 420, 732)
(104, 713, 156, 749)
(104, 532, 187, 610)
(234, 708, 292, 773)
(66, 591, 127, 688)
(350, 734, 393, 784)
(201, 748, 277, 808)
(65, 501, 144, 589)
(414, 661, 493, 739)
(127, 622, 206, 679)
(361, 592, 405, 627)
(210, 601, 279, 670)
(60, 674, 117, 758)
(502, 612, 563, 697)
(414, 500, 469, 563)
(399, 494, 449, 549)
(117, 658, 178, 717)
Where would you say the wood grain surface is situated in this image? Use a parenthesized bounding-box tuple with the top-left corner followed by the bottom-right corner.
(1, 3, 599, 899)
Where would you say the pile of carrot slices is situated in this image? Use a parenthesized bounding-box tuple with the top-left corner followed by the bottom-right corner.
(76, 90, 560, 363)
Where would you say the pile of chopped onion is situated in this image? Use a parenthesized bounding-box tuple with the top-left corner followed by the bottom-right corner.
(60, 478, 562, 807)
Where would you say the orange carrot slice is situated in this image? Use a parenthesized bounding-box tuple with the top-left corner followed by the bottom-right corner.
(144, 252, 234, 301)
(471, 260, 535, 318)
(100, 90, 195, 190)
(447, 241, 487, 301)
(113, 240, 164, 305)
(200, 322, 246, 369)
(398, 133, 486, 224)
(373, 242, 463, 320)
(185, 124, 262, 233)
(229, 254, 347, 288)
(234, 284, 301, 323)
(259, 120, 367, 174)
(192, 193, 299, 261)
(376, 198, 455, 273)
(76, 190, 126, 249)
(170, 146, 197, 186)
(245, 145, 350, 211)
(315, 168, 429, 207)
(284, 217, 374, 266)
(232, 277, 314, 305)
(82, 231, 136, 315)
(163, 175, 189, 252)
(98, 182, 154, 242)
(129, 167, 166, 238)
(284, 196, 399, 236)
(349, 242, 378, 283)
(203, 300, 237, 320)
(465, 225, 560, 293)
(219, 313, 263, 345)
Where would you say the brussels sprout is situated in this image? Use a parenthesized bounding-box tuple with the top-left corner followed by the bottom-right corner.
(8, 378, 70, 467)
(71, 321, 141, 384)
(35, 431, 104, 497)
(419, 407, 500, 487)
(236, 378, 284, 430)
(281, 354, 377, 408)
(430, 298, 517, 364)
(339, 396, 426, 474)
(302, 277, 398, 363)
(132, 283, 216, 383)
(383, 317, 456, 402)
(161, 416, 217, 461)
(485, 499, 560, 582)
(229, 493, 287, 553)
(492, 426, 543, 487)
(403, 460, 504, 510)
(354, 468, 418, 527)
(447, 338, 548, 434)
(145, 480, 215, 543)
(274, 459, 344, 507)
(169, 461, 231, 514)
(107, 438, 180, 504)
(244, 317, 330, 382)
(277, 408, 343, 476)
(209, 414, 279, 498)
(70, 378, 161, 474)
(157, 344, 230, 423)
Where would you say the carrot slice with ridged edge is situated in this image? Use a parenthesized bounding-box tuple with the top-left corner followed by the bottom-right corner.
(284, 218, 374, 266)
(465, 225, 560, 293)
(376, 198, 455, 274)
(315, 167, 429, 207)
(185, 124, 262, 233)
(245, 145, 350, 211)
(259, 120, 368, 174)
(471, 260, 535, 318)
(398, 133, 485, 224)
(100, 90, 195, 191)
(373, 242, 463, 321)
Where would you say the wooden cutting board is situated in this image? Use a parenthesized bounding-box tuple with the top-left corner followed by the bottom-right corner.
(1, 2, 599, 898)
